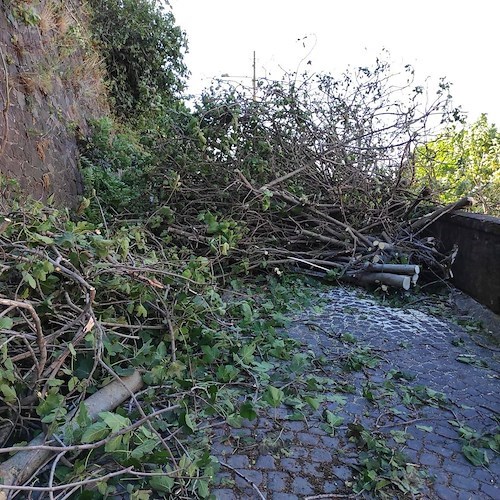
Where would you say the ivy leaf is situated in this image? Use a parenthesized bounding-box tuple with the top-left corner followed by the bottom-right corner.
(240, 301, 253, 322)
(239, 343, 256, 364)
(105, 435, 124, 453)
(305, 396, 321, 410)
(75, 403, 91, 428)
(31, 233, 54, 245)
(325, 411, 343, 427)
(81, 421, 110, 443)
(22, 272, 36, 289)
(390, 430, 412, 444)
(216, 364, 239, 382)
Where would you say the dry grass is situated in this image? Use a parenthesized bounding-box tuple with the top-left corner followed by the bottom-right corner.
(55, 8, 73, 37)
(36, 138, 51, 161)
(19, 68, 53, 96)
(18, 73, 37, 94)
(38, 2, 57, 36)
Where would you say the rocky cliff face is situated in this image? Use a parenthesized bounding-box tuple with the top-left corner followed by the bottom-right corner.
(0, 0, 108, 207)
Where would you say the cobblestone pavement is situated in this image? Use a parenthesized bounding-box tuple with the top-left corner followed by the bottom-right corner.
(211, 286, 500, 499)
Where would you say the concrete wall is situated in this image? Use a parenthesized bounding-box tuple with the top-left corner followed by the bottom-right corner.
(429, 212, 500, 313)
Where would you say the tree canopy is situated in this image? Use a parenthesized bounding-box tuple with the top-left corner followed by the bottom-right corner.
(415, 114, 500, 215)
(88, 0, 188, 117)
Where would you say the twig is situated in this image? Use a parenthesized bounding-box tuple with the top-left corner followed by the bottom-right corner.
(0, 298, 47, 377)
(261, 164, 309, 190)
(0, 467, 134, 493)
(220, 461, 266, 499)
(305, 495, 356, 499)
(0, 46, 10, 160)
(0, 405, 180, 455)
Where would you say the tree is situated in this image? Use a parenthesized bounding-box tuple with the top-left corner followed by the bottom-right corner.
(415, 114, 500, 215)
(88, 0, 188, 117)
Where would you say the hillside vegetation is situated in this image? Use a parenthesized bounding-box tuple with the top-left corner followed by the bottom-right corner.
(0, 0, 491, 498)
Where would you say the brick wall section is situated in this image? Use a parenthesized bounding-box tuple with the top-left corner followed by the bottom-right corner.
(429, 211, 500, 313)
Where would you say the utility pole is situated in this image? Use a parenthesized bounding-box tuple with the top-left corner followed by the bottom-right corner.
(252, 51, 256, 101)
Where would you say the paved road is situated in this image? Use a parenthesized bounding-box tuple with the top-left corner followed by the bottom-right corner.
(211, 286, 500, 499)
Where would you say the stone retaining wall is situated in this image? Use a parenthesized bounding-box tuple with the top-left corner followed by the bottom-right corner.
(0, 1, 107, 207)
(429, 211, 500, 313)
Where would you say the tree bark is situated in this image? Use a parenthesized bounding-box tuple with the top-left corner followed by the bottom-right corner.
(0, 371, 143, 495)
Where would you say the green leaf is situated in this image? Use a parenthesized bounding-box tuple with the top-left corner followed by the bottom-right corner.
(325, 410, 344, 427)
(22, 272, 36, 289)
(184, 411, 197, 432)
(75, 403, 91, 428)
(81, 421, 110, 443)
(305, 396, 321, 410)
(326, 394, 347, 406)
(240, 401, 258, 420)
(462, 445, 489, 466)
(31, 233, 54, 245)
(149, 474, 174, 493)
(36, 393, 64, 417)
(131, 438, 159, 459)
(197, 480, 210, 498)
(415, 425, 433, 433)
(390, 430, 412, 444)
(240, 343, 256, 364)
(240, 301, 253, 321)
(0, 317, 14, 329)
(216, 364, 239, 382)
(263, 386, 285, 407)
(226, 413, 243, 428)
(136, 303, 148, 318)
(0, 383, 16, 403)
(105, 435, 124, 453)
(99, 411, 131, 432)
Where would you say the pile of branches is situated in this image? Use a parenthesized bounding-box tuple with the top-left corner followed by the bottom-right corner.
(144, 64, 469, 290)
(0, 200, 226, 497)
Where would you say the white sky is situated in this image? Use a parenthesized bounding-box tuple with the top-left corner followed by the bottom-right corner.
(168, 0, 499, 127)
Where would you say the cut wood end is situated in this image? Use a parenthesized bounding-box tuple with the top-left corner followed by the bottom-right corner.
(402, 276, 411, 290)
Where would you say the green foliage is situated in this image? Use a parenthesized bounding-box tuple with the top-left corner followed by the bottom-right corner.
(80, 117, 157, 218)
(415, 114, 500, 215)
(88, 0, 187, 116)
(449, 420, 498, 466)
(348, 423, 425, 497)
(0, 195, 324, 496)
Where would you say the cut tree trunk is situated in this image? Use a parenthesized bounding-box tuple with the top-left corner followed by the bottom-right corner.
(348, 272, 412, 290)
(365, 263, 420, 275)
(0, 371, 143, 496)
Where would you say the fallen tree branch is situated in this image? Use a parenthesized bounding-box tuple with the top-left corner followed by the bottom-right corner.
(410, 196, 474, 234)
